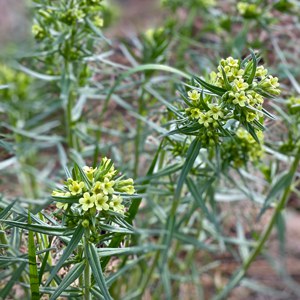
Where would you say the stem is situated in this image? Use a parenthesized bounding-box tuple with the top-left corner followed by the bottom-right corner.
(214, 148, 300, 300)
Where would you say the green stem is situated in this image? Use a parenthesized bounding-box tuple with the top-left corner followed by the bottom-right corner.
(214, 148, 300, 300)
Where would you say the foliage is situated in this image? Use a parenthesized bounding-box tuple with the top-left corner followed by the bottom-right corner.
(0, 0, 300, 299)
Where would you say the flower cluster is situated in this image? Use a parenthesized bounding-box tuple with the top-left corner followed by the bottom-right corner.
(237, 2, 262, 19)
(175, 53, 280, 161)
(0, 64, 31, 100)
(52, 157, 135, 216)
(287, 96, 300, 115)
(221, 128, 264, 167)
(31, 0, 107, 45)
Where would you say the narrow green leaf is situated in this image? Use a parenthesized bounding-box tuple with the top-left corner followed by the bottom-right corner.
(246, 49, 257, 84)
(97, 245, 164, 257)
(259, 171, 294, 218)
(193, 76, 227, 96)
(39, 237, 53, 283)
(0, 220, 73, 236)
(0, 256, 28, 264)
(220, 67, 232, 90)
(186, 177, 216, 225)
(86, 17, 111, 44)
(244, 122, 260, 144)
(174, 232, 217, 252)
(49, 262, 85, 300)
(175, 137, 202, 199)
(16, 64, 60, 81)
(99, 223, 135, 234)
(39, 286, 82, 297)
(0, 200, 16, 219)
(45, 225, 84, 286)
(85, 242, 113, 300)
(74, 163, 92, 189)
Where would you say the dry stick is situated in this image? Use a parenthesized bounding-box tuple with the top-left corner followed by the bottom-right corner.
(214, 148, 300, 300)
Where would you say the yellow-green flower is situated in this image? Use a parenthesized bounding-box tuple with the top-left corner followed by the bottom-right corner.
(32, 24, 46, 40)
(110, 195, 125, 214)
(246, 112, 257, 122)
(261, 75, 280, 95)
(83, 166, 97, 181)
(102, 157, 117, 178)
(94, 16, 104, 27)
(189, 108, 202, 119)
(187, 90, 200, 101)
(79, 192, 95, 211)
(256, 66, 268, 78)
(101, 177, 115, 195)
(92, 178, 115, 195)
(232, 91, 248, 107)
(198, 113, 213, 127)
(56, 202, 68, 210)
(225, 57, 239, 68)
(93, 181, 102, 194)
(68, 181, 85, 195)
(233, 78, 249, 92)
(95, 193, 109, 211)
(207, 104, 224, 120)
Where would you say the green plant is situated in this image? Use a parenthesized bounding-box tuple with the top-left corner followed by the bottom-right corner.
(1, 0, 300, 299)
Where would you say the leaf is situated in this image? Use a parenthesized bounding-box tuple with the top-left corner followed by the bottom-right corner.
(173, 232, 217, 252)
(220, 67, 232, 90)
(97, 244, 165, 257)
(85, 242, 113, 300)
(243, 122, 260, 144)
(143, 163, 183, 180)
(51, 195, 81, 204)
(99, 223, 135, 234)
(39, 286, 82, 298)
(175, 137, 201, 199)
(246, 49, 257, 84)
(0, 220, 73, 236)
(193, 76, 227, 96)
(186, 177, 216, 225)
(16, 64, 60, 81)
(259, 171, 294, 218)
(86, 17, 111, 45)
(0, 200, 16, 219)
(28, 213, 40, 300)
(74, 163, 92, 189)
(39, 237, 54, 283)
(45, 225, 84, 286)
(0, 157, 17, 170)
(49, 262, 85, 300)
